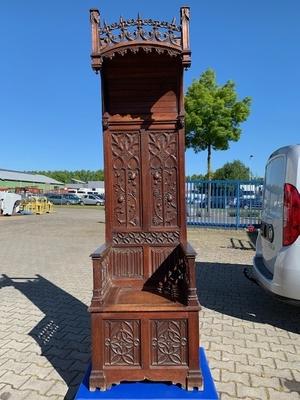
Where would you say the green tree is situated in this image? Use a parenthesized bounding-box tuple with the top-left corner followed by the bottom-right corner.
(186, 173, 205, 181)
(185, 69, 251, 179)
(213, 160, 250, 180)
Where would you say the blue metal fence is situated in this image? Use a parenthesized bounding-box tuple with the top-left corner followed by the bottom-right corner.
(186, 179, 264, 229)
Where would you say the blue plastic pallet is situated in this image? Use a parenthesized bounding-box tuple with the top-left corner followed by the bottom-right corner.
(74, 348, 218, 400)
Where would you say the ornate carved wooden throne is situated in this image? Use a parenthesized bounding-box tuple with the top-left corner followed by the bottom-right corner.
(89, 7, 202, 391)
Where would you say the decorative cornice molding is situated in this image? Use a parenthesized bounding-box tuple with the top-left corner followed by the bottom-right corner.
(90, 7, 191, 70)
(99, 15, 181, 50)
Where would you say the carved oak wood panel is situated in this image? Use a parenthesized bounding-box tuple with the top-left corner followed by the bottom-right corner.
(111, 247, 143, 278)
(149, 132, 178, 228)
(151, 319, 187, 366)
(150, 247, 173, 274)
(104, 320, 141, 366)
(112, 132, 141, 228)
(107, 68, 178, 117)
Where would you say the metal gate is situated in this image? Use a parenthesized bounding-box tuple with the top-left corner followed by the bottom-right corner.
(186, 180, 263, 229)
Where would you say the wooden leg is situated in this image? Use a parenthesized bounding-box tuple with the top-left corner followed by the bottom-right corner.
(186, 311, 202, 390)
(187, 369, 203, 391)
(89, 369, 106, 391)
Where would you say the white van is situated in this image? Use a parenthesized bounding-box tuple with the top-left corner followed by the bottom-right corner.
(253, 144, 300, 301)
(67, 188, 89, 198)
(0, 192, 21, 215)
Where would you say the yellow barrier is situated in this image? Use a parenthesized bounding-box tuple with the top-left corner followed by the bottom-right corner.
(20, 197, 54, 215)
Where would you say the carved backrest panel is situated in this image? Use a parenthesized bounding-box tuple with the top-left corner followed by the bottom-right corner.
(112, 131, 141, 228)
(109, 129, 180, 232)
(149, 132, 178, 227)
(103, 52, 179, 123)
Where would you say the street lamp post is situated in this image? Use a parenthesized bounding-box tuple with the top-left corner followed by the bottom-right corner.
(249, 155, 254, 180)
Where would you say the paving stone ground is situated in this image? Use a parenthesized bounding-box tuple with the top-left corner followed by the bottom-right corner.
(0, 208, 299, 400)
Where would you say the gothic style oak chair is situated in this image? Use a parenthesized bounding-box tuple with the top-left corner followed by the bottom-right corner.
(88, 7, 202, 391)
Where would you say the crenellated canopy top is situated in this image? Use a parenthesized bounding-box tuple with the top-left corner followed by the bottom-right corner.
(89, 7, 191, 71)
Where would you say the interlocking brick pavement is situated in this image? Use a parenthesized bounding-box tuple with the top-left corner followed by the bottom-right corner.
(189, 228, 300, 399)
(0, 208, 299, 399)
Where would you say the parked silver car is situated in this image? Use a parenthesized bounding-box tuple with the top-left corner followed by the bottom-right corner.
(253, 144, 300, 302)
(80, 194, 104, 206)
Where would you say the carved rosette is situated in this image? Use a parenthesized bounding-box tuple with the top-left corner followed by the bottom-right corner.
(104, 320, 141, 366)
(149, 132, 178, 227)
(112, 231, 180, 245)
(151, 320, 187, 365)
(112, 132, 141, 228)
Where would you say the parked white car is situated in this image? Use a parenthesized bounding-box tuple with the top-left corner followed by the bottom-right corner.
(253, 144, 300, 302)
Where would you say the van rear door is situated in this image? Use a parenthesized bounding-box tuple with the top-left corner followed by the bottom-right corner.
(261, 155, 286, 274)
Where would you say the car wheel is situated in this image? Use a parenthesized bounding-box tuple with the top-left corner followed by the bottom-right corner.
(96, 202, 101, 206)
(66, 201, 71, 205)
(243, 205, 249, 209)
(80, 201, 84, 206)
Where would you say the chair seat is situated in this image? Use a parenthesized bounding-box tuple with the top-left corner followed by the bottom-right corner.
(102, 286, 188, 312)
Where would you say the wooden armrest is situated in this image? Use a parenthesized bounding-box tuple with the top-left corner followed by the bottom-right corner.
(180, 242, 197, 258)
(89, 243, 112, 311)
(90, 243, 110, 259)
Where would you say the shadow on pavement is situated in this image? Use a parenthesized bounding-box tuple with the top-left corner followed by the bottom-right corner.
(283, 379, 300, 394)
(0, 274, 89, 400)
(196, 262, 300, 334)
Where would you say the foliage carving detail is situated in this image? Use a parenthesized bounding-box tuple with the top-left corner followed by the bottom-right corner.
(112, 132, 141, 227)
(149, 132, 178, 227)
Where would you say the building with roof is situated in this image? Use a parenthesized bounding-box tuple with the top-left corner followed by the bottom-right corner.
(66, 181, 104, 193)
(0, 169, 64, 192)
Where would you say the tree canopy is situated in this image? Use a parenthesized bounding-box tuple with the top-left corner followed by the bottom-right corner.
(213, 160, 250, 180)
(186, 173, 205, 181)
(185, 69, 251, 179)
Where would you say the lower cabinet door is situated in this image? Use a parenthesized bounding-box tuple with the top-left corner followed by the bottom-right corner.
(103, 317, 188, 369)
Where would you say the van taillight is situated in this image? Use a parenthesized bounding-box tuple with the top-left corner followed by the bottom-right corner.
(283, 183, 300, 246)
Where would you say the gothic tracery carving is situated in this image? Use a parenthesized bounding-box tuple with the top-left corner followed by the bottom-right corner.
(99, 15, 181, 50)
(105, 320, 141, 366)
(151, 320, 187, 365)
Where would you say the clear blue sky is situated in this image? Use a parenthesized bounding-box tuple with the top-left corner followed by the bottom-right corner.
(1, 1, 300, 177)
